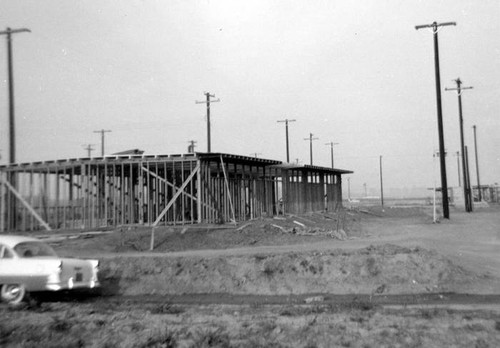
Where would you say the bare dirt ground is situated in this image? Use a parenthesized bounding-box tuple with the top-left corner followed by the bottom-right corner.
(1, 204, 500, 347)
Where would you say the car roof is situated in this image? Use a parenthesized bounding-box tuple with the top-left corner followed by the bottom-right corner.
(0, 235, 41, 248)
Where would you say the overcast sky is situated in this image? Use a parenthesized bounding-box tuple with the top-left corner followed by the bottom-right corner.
(1, 0, 499, 196)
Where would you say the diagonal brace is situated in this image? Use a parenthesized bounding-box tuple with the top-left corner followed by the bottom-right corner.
(141, 165, 216, 213)
(1, 177, 52, 231)
(152, 163, 200, 226)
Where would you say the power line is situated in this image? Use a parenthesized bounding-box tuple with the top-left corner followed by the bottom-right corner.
(93, 129, 112, 156)
(303, 133, 319, 165)
(82, 144, 95, 157)
(379, 155, 384, 207)
(325, 141, 339, 169)
(196, 92, 220, 153)
(277, 118, 296, 162)
(472, 125, 482, 201)
(455, 151, 461, 187)
(0, 27, 31, 164)
(445, 78, 473, 212)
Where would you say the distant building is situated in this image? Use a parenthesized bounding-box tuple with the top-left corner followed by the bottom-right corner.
(112, 149, 145, 155)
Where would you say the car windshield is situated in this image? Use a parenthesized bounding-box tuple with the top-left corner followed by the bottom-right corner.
(13, 241, 58, 258)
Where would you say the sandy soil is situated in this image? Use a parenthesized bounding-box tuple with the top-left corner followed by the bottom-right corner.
(47, 204, 500, 296)
(2, 204, 499, 347)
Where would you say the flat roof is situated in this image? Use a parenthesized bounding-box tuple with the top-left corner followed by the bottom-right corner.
(0, 152, 353, 174)
(271, 163, 353, 175)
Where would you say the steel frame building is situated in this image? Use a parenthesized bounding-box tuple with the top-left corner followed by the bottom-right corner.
(0, 153, 352, 232)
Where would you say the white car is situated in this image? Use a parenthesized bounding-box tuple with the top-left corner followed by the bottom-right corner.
(0, 235, 99, 304)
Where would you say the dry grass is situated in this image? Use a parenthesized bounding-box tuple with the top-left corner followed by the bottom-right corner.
(1, 301, 499, 347)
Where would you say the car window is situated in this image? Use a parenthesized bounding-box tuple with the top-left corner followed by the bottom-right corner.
(0, 244, 13, 259)
(13, 241, 58, 258)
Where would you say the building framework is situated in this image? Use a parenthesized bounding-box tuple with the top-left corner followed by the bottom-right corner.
(0, 153, 352, 232)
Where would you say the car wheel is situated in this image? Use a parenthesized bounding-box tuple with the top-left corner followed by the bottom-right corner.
(1, 284, 27, 305)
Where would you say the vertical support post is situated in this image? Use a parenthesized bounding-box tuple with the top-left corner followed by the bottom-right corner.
(181, 159, 185, 225)
(104, 162, 108, 226)
(220, 155, 236, 223)
(0, 171, 4, 232)
(29, 169, 34, 230)
(62, 167, 67, 229)
(120, 162, 125, 225)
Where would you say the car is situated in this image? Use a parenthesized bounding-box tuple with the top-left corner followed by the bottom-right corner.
(0, 235, 99, 305)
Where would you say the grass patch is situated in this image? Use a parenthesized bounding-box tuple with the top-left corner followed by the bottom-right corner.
(150, 303, 185, 315)
(191, 327, 231, 348)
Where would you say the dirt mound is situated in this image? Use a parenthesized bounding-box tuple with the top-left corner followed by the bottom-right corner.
(99, 244, 482, 296)
(52, 210, 364, 256)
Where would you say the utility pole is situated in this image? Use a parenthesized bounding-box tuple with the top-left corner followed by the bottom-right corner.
(445, 78, 473, 212)
(415, 21, 456, 219)
(0, 27, 31, 164)
(455, 151, 461, 187)
(304, 133, 318, 165)
(277, 119, 296, 162)
(187, 140, 197, 153)
(465, 146, 473, 211)
(83, 144, 95, 157)
(250, 153, 262, 158)
(379, 155, 384, 207)
(93, 129, 111, 156)
(347, 177, 351, 200)
(0, 27, 30, 231)
(472, 125, 482, 201)
(325, 141, 339, 169)
(196, 92, 220, 152)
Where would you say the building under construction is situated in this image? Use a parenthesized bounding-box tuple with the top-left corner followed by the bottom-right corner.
(0, 152, 352, 232)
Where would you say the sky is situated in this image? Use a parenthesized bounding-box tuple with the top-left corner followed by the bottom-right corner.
(0, 0, 499, 197)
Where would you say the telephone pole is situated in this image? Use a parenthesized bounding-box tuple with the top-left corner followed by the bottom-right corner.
(0, 27, 30, 231)
(196, 92, 220, 152)
(472, 125, 482, 201)
(347, 177, 351, 200)
(93, 129, 111, 156)
(0, 27, 31, 164)
(415, 21, 456, 219)
(83, 144, 95, 157)
(304, 133, 318, 165)
(277, 119, 296, 162)
(465, 146, 473, 211)
(445, 78, 473, 212)
(455, 151, 461, 187)
(325, 141, 339, 168)
(379, 155, 384, 207)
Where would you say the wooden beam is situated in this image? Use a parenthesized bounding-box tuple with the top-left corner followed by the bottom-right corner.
(0, 172, 4, 232)
(0, 176, 52, 231)
(220, 155, 236, 223)
(152, 163, 200, 227)
(141, 165, 215, 213)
